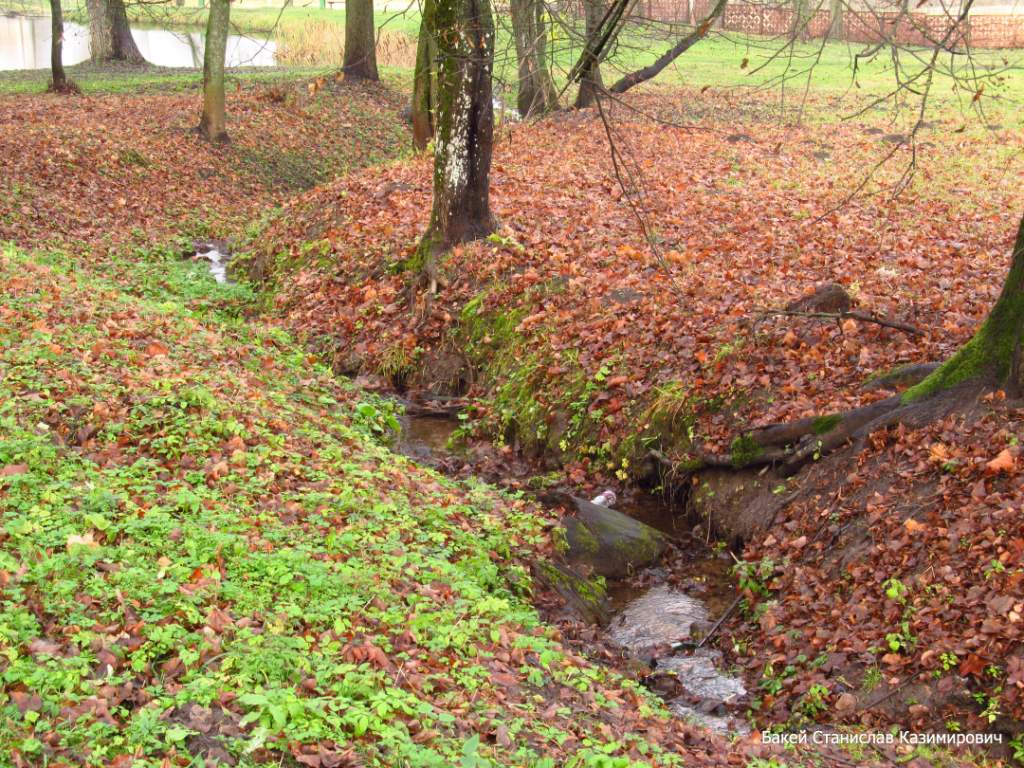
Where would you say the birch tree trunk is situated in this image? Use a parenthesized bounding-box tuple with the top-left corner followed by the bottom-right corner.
(412, 0, 496, 285)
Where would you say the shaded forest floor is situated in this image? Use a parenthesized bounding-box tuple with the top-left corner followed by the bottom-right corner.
(0, 68, 1021, 766)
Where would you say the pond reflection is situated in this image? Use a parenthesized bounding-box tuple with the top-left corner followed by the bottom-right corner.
(0, 14, 277, 70)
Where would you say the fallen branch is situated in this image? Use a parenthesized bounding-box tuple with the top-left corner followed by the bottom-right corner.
(695, 594, 742, 650)
(753, 307, 925, 337)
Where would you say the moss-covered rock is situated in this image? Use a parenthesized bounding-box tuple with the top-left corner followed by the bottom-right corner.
(533, 560, 610, 625)
(562, 497, 666, 578)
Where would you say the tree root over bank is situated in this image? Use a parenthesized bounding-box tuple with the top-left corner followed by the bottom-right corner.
(651, 380, 980, 488)
(659, 213, 1024, 483)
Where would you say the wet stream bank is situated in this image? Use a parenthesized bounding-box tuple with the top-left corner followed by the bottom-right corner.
(390, 401, 751, 735)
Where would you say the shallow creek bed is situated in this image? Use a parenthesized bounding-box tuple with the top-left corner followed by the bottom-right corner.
(392, 402, 752, 736)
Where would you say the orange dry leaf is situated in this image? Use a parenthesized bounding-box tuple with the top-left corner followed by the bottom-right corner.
(986, 448, 1016, 474)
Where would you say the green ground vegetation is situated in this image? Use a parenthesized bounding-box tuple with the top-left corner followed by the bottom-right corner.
(0, 242, 684, 766)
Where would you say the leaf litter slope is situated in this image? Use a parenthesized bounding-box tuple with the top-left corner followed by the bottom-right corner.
(0, 246, 779, 767)
(0, 78, 408, 250)
(254, 88, 1024, 734)
(258, 92, 1023, 469)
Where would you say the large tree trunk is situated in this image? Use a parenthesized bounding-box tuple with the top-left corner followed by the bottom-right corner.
(510, 0, 557, 116)
(574, 0, 606, 109)
(411, 0, 438, 150)
(905, 213, 1024, 400)
(48, 0, 69, 92)
(412, 0, 496, 286)
(712, 214, 1024, 478)
(87, 0, 144, 64)
(198, 0, 230, 143)
(343, 0, 378, 81)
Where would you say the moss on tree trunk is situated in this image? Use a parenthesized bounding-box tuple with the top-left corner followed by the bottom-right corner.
(411, 0, 438, 151)
(198, 0, 230, 143)
(343, 0, 378, 81)
(905, 214, 1024, 401)
(412, 0, 496, 282)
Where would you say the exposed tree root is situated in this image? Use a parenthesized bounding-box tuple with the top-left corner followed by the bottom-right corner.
(651, 383, 978, 481)
(753, 307, 925, 337)
(861, 362, 940, 391)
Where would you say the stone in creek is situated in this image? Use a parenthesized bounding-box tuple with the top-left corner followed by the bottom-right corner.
(656, 651, 747, 708)
(668, 701, 749, 736)
(563, 496, 666, 579)
(609, 586, 749, 735)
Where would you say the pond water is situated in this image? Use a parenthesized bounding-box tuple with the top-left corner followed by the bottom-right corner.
(0, 14, 276, 70)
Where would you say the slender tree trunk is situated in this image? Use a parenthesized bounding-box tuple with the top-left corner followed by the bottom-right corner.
(48, 0, 69, 92)
(411, 0, 438, 150)
(906, 213, 1024, 401)
(198, 0, 230, 143)
(412, 0, 496, 285)
(343, 0, 378, 80)
(574, 0, 606, 108)
(510, 0, 557, 116)
(87, 0, 144, 64)
(790, 0, 810, 40)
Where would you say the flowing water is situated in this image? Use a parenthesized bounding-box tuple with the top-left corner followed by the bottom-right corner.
(194, 242, 231, 284)
(393, 408, 749, 734)
(0, 14, 276, 71)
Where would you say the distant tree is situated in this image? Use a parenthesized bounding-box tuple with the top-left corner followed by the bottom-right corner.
(510, 0, 557, 116)
(412, 0, 496, 288)
(574, 0, 606, 108)
(828, 0, 844, 38)
(343, 0, 379, 80)
(87, 0, 145, 64)
(198, 0, 230, 142)
(411, 0, 438, 149)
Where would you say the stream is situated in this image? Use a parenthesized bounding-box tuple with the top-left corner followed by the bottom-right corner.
(392, 405, 751, 735)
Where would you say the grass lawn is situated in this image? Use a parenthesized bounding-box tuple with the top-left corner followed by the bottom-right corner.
(0, 62, 344, 95)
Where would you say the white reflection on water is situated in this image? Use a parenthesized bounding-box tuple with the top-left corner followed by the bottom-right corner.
(0, 15, 276, 70)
